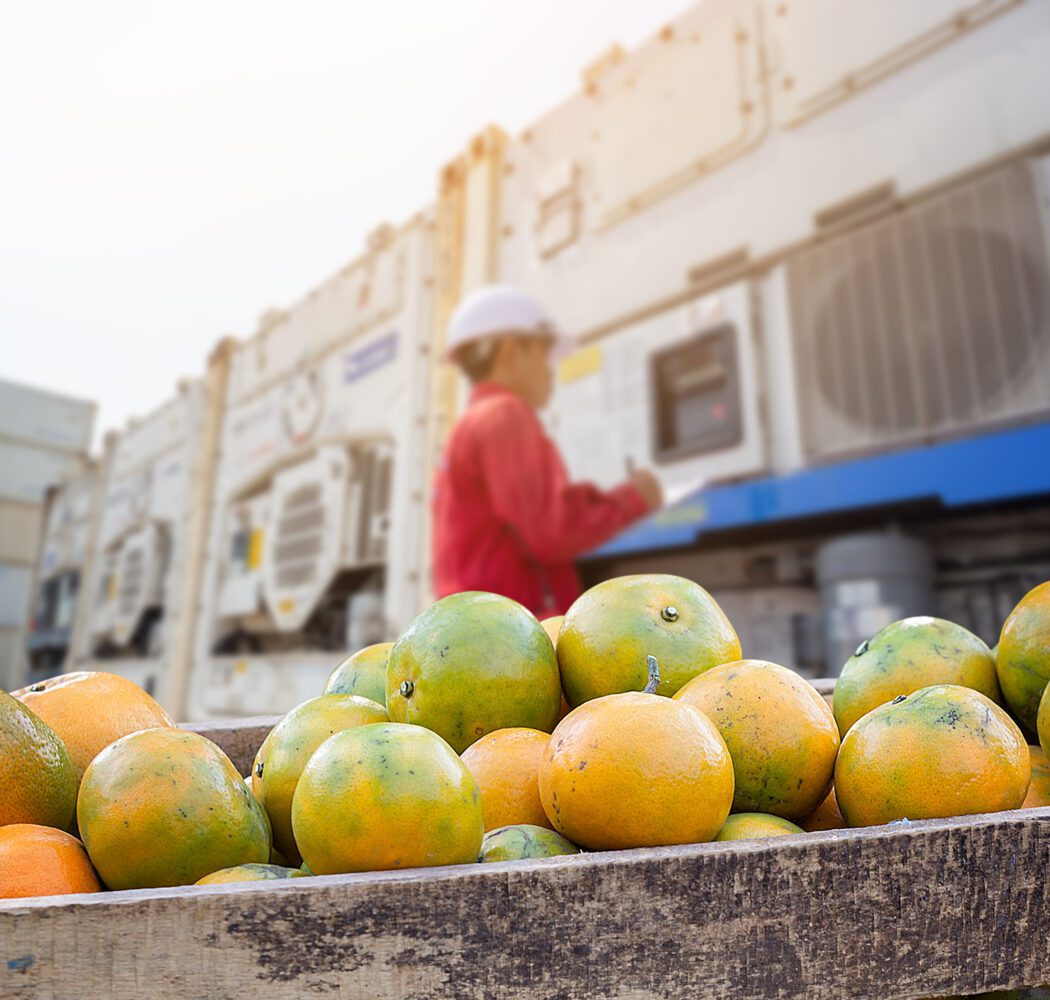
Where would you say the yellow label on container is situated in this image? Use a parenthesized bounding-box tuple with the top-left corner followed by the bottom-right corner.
(558, 344, 603, 384)
(234, 659, 249, 675)
(277, 597, 296, 616)
(247, 529, 264, 570)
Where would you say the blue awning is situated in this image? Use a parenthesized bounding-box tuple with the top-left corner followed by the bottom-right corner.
(590, 420, 1050, 559)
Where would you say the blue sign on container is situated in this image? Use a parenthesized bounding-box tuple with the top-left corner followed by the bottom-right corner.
(345, 331, 398, 384)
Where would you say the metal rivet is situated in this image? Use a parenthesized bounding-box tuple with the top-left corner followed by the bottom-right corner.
(661, 606, 679, 623)
(400, 680, 414, 698)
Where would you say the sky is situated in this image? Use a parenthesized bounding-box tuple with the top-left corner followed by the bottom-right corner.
(0, 0, 690, 444)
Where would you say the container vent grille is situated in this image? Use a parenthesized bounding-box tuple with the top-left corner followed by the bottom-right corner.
(787, 160, 1050, 460)
(274, 483, 325, 589)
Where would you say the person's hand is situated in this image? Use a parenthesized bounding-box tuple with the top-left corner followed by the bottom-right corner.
(629, 468, 663, 510)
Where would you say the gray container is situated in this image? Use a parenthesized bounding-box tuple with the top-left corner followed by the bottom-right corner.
(815, 532, 934, 677)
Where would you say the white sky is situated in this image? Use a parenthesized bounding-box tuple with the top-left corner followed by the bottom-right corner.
(0, 0, 690, 444)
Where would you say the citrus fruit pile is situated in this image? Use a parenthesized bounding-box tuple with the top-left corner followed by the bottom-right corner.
(2, 575, 1049, 900)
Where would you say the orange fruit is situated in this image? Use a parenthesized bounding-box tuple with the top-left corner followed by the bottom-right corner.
(833, 617, 1000, 736)
(674, 660, 839, 819)
(0, 689, 77, 830)
(323, 642, 393, 705)
(835, 685, 1030, 827)
(292, 722, 483, 874)
(715, 813, 804, 842)
(386, 592, 561, 753)
(801, 786, 845, 832)
(997, 581, 1050, 734)
(195, 863, 307, 885)
(0, 825, 102, 899)
(461, 727, 553, 832)
(251, 694, 388, 864)
(1021, 745, 1050, 809)
(77, 728, 271, 889)
(14, 671, 175, 780)
(478, 824, 580, 862)
(538, 689, 734, 850)
(557, 574, 740, 706)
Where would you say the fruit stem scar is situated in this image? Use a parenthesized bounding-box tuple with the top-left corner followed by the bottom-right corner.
(661, 606, 679, 623)
(400, 680, 414, 699)
(644, 656, 661, 694)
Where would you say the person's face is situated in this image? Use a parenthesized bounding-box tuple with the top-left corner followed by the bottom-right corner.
(506, 335, 554, 410)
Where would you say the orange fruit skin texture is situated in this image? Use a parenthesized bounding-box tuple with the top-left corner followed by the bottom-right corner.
(835, 684, 1031, 828)
(13, 671, 175, 780)
(557, 574, 741, 707)
(715, 813, 804, 842)
(195, 863, 307, 885)
(999, 581, 1050, 735)
(539, 615, 564, 647)
(291, 722, 484, 874)
(801, 786, 846, 832)
(833, 617, 1000, 737)
(0, 824, 102, 899)
(461, 727, 554, 832)
(478, 824, 580, 862)
(251, 694, 388, 865)
(674, 660, 839, 820)
(538, 692, 734, 851)
(1040, 684, 1050, 761)
(0, 690, 78, 830)
(1021, 744, 1050, 809)
(323, 642, 393, 706)
(386, 592, 561, 753)
(77, 728, 271, 889)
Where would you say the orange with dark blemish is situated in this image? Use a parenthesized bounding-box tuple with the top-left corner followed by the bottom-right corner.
(835, 684, 1030, 827)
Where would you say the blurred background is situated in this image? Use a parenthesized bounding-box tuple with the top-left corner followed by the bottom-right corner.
(2, 0, 1049, 720)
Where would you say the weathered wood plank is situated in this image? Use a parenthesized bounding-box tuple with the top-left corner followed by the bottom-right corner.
(3, 808, 1049, 999)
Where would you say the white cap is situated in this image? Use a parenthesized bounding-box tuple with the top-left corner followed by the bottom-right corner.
(445, 285, 573, 361)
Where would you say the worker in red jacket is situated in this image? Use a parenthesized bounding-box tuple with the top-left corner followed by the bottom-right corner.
(432, 286, 662, 616)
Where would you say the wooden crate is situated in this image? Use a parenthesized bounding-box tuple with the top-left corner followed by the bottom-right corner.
(3, 685, 1050, 999)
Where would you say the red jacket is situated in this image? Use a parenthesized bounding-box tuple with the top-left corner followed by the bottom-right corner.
(432, 382, 651, 616)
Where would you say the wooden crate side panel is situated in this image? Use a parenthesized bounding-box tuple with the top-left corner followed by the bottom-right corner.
(3, 810, 1050, 1000)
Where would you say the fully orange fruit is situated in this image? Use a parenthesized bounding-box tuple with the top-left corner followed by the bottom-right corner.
(0, 690, 77, 830)
(715, 813, 804, 842)
(997, 581, 1050, 734)
(1021, 745, 1050, 809)
(386, 592, 561, 753)
(0, 825, 102, 899)
(323, 642, 393, 706)
(14, 671, 175, 779)
(77, 728, 271, 889)
(801, 786, 845, 832)
(461, 727, 553, 832)
(833, 617, 1000, 736)
(538, 688, 734, 850)
(539, 616, 572, 720)
(557, 575, 740, 706)
(251, 694, 388, 864)
(674, 660, 839, 819)
(292, 722, 484, 874)
(195, 863, 307, 885)
(835, 685, 1030, 827)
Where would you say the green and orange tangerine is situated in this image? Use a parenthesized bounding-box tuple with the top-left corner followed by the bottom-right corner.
(674, 659, 839, 819)
(556, 574, 741, 707)
(478, 824, 580, 862)
(195, 863, 306, 885)
(291, 722, 484, 874)
(833, 616, 1000, 736)
(251, 693, 388, 865)
(998, 582, 1050, 735)
(386, 592, 560, 753)
(323, 642, 393, 706)
(715, 813, 804, 842)
(77, 728, 271, 890)
(835, 684, 1030, 828)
